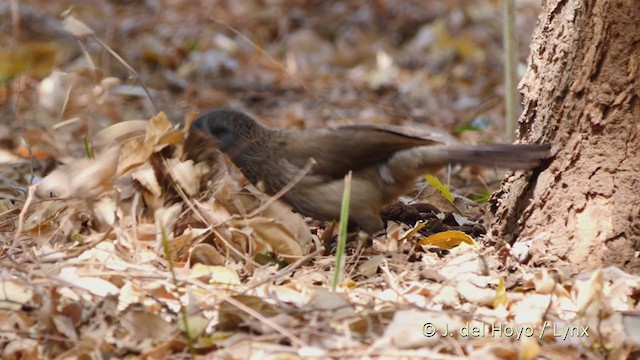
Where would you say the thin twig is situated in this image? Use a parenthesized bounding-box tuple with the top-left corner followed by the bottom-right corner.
(222, 294, 309, 348)
(13, 184, 36, 242)
(246, 158, 316, 218)
(241, 246, 323, 294)
(161, 158, 261, 267)
(92, 37, 160, 113)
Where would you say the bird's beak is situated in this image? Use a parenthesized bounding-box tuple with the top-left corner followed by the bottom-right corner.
(184, 128, 223, 163)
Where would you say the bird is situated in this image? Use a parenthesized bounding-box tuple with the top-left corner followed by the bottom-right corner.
(186, 108, 551, 233)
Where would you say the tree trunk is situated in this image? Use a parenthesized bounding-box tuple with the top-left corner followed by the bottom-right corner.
(488, 0, 640, 273)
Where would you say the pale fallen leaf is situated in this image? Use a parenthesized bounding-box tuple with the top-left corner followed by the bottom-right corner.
(62, 15, 95, 37)
(57, 267, 119, 297)
(456, 280, 495, 306)
(189, 264, 240, 285)
(309, 289, 354, 321)
(37, 146, 119, 199)
(166, 158, 198, 196)
(131, 164, 162, 197)
(375, 310, 461, 348)
(512, 294, 550, 324)
(93, 196, 119, 226)
(257, 199, 312, 250)
(154, 204, 183, 244)
(121, 310, 174, 342)
(0, 281, 33, 311)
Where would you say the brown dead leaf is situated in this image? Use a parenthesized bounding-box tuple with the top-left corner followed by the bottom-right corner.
(189, 243, 227, 266)
(232, 190, 311, 249)
(358, 255, 384, 277)
(117, 137, 151, 175)
(231, 217, 303, 263)
(121, 310, 174, 342)
(218, 295, 278, 331)
(144, 112, 172, 148)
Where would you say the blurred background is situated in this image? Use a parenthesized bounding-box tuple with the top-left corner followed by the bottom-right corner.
(0, 0, 540, 163)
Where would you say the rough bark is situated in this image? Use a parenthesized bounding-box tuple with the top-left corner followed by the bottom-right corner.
(488, 0, 640, 273)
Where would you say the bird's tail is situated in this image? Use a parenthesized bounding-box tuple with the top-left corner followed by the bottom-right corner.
(435, 143, 552, 170)
(385, 143, 552, 183)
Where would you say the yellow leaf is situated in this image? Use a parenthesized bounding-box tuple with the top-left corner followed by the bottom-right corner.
(493, 277, 509, 308)
(518, 334, 540, 360)
(420, 230, 476, 249)
(424, 174, 454, 202)
(0, 43, 57, 81)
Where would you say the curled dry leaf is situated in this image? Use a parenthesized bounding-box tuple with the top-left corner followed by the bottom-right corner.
(94, 120, 149, 147)
(189, 243, 227, 267)
(144, 112, 172, 148)
(117, 137, 151, 175)
(168, 227, 208, 261)
(258, 199, 312, 250)
(117, 112, 177, 175)
(231, 217, 303, 263)
(232, 190, 312, 250)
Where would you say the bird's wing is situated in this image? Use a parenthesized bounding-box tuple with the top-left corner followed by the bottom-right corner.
(283, 125, 444, 179)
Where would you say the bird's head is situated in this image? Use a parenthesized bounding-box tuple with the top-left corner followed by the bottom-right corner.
(190, 109, 265, 154)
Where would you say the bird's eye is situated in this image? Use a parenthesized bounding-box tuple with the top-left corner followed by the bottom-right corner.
(210, 126, 226, 136)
